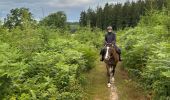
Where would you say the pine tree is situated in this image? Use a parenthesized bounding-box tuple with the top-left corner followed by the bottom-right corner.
(96, 6, 104, 29)
(79, 0, 168, 30)
(79, 11, 88, 27)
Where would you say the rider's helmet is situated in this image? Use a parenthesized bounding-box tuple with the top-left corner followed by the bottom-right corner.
(107, 26, 113, 32)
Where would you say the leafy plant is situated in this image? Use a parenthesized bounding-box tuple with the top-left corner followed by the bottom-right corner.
(120, 10, 170, 99)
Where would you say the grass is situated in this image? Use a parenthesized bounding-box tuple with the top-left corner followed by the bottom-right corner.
(115, 63, 147, 100)
(83, 59, 147, 100)
(83, 61, 110, 100)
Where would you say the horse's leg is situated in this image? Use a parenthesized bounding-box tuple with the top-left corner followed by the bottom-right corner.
(111, 65, 116, 83)
(106, 64, 110, 83)
(109, 65, 113, 83)
(106, 64, 112, 87)
(112, 65, 116, 76)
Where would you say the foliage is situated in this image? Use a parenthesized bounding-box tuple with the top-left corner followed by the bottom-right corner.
(120, 10, 170, 99)
(0, 19, 100, 99)
(4, 8, 36, 30)
(1, 1, 169, 99)
(39, 11, 67, 29)
(80, 0, 167, 30)
(72, 27, 104, 49)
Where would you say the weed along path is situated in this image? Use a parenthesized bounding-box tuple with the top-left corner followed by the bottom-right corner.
(84, 61, 147, 100)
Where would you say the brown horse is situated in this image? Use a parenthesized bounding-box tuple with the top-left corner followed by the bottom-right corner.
(104, 43, 119, 87)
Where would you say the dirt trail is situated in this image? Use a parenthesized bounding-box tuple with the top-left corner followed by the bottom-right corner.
(84, 61, 110, 100)
(110, 83, 118, 100)
(84, 61, 147, 100)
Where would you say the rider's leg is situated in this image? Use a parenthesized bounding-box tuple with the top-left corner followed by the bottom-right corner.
(100, 49, 103, 61)
(100, 48, 105, 61)
(118, 48, 122, 61)
(115, 45, 122, 61)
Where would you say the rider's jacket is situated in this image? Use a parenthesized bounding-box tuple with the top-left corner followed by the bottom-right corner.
(105, 32, 116, 44)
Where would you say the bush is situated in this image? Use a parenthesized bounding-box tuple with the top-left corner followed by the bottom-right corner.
(0, 25, 99, 99)
(120, 10, 170, 99)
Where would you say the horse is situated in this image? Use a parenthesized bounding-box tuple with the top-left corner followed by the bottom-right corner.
(104, 43, 119, 87)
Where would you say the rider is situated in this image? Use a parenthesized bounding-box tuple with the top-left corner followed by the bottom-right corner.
(100, 26, 122, 61)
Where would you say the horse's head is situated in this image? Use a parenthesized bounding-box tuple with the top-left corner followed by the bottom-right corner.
(104, 43, 115, 61)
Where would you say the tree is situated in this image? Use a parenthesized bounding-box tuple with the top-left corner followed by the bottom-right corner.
(103, 3, 111, 29)
(79, 0, 167, 30)
(121, 1, 130, 28)
(4, 8, 35, 30)
(39, 11, 67, 29)
(87, 8, 97, 28)
(112, 3, 122, 30)
(96, 6, 104, 29)
(79, 11, 88, 27)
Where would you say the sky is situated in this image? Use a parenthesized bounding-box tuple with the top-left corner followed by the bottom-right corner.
(0, 0, 137, 22)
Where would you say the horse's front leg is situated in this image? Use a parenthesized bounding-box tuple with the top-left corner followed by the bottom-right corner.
(106, 64, 110, 83)
(109, 66, 113, 83)
(111, 65, 116, 83)
(106, 64, 112, 87)
(112, 65, 116, 76)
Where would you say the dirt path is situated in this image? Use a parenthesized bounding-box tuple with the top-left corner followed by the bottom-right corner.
(84, 61, 147, 100)
(84, 61, 110, 100)
(110, 83, 118, 100)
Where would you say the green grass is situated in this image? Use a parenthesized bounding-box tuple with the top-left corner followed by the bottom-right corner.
(83, 60, 147, 100)
(115, 64, 147, 100)
(83, 61, 110, 100)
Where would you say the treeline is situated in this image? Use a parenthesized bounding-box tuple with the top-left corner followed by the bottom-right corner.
(79, 0, 167, 30)
(2, 8, 67, 30)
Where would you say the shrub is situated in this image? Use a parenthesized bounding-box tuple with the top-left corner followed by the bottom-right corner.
(0, 26, 99, 99)
(120, 10, 170, 99)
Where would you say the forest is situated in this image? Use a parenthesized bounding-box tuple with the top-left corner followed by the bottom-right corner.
(0, 0, 169, 100)
(79, 0, 167, 30)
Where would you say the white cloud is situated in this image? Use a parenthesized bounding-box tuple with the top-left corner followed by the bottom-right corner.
(46, 0, 93, 8)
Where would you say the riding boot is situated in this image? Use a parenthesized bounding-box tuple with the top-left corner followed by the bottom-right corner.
(100, 48, 105, 61)
(100, 55, 104, 61)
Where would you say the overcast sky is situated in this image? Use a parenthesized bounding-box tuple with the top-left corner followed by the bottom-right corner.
(0, 0, 137, 22)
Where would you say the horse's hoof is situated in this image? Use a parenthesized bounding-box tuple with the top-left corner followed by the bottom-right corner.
(107, 83, 111, 88)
